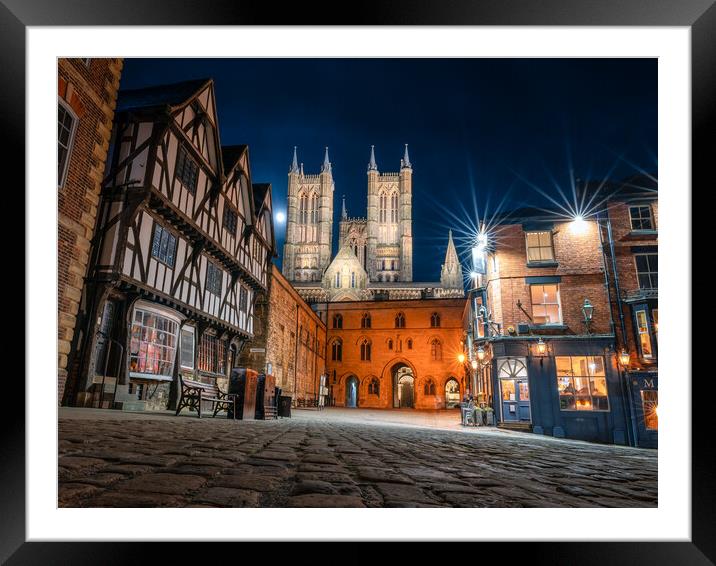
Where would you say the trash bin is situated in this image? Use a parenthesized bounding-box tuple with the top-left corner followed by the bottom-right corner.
(278, 395, 292, 418)
(228, 367, 258, 420)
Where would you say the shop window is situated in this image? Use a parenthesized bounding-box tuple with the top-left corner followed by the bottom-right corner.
(332, 314, 343, 329)
(58, 100, 77, 188)
(176, 146, 198, 195)
(206, 261, 223, 296)
(629, 205, 655, 231)
(360, 339, 371, 361)
(151, 224, 177, 268)
(198, 332, 227, 375)
(179, 325, 195, 369)
(525, 231, 555, 263)
(641, 390, 658, 430)
(430, 312, 441, 328)
(635, 310, 654, 359)
(634, 254, 658, 290)
(530, 284, 562, 325)
(128, 306, 180, 379)
(361, 313, 371, 328)
(555, 355, 609, 411)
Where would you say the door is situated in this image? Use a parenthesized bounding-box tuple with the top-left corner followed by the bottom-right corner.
(498, 359, 531, 422)
(398, 375, 414, 408)
(345, 376, 358, 408)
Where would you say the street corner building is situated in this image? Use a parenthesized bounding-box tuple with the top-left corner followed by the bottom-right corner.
(61, 77, 277, 412)
(464, 176, 658, 447)
(58, 58, 124, 404)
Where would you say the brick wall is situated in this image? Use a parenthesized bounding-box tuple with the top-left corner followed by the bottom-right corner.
(325, 298, 468, 409)
(58, 58, 123, 404)
(486, 220, 611, 335)
(238, 264, 327, 401)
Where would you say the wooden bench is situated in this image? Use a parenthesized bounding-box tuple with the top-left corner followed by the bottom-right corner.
(175, 376, 236, 419)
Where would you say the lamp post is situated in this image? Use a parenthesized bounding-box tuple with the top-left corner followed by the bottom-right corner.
(581, 298, 594, 335)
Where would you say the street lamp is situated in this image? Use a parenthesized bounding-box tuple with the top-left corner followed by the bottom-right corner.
(457, 353, 466, 364)
(582, 298, 594, 334)
(619, 348, 631, 367)
(477, 345, 486, 361)
(537, 337, 547, 355)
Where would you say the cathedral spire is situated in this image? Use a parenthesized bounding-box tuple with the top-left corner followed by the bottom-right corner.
(321, 146, 332, 173)
(440, 229, 463, 290)
(401, 143, 412, 169)
(341, 195, 347, 219)
(368, 145, 378, 171)
(290, 146, 299, 173)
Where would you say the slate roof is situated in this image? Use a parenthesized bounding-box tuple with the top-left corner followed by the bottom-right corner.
(116, 78, 211, 113)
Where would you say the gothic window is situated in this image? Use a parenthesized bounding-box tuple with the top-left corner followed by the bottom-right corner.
(368, 377, 380, 396)
(334, 272, 341, 288)
(388, 339, 394, 350)
(332, 314, 343, 329)
(360, 339, 371, 361)
(310, 193, 318, 224)
(430, 339, 442, 360)
(407, 338, 413, 349)
(299, 193, 308, 224)
(431, 312, 441, 327)
(390, 191, 399, 223)
(351, 272, 356, 288)
(361, 313, 371, 329)
(424, 379, 436, 396)
(395, 312, 405, 328)
(379, 191, 387, 222)
(331, 339, 342, 362)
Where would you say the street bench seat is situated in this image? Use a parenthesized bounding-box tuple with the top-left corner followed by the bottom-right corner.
(175, 376, 236, 419)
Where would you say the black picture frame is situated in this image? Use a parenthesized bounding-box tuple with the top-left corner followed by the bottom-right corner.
(6, 0, 710, 563)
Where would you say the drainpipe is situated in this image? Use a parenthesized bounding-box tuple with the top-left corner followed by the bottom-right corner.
(294, 303, 300, 405)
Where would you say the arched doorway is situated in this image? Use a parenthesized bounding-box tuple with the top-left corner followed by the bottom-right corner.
(392, 364, 415, 408)
(345, 375, 359, 408)
(445, 377, 461, 408)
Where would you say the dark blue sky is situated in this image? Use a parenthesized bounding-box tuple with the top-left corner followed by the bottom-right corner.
(120, 58, 657, 281)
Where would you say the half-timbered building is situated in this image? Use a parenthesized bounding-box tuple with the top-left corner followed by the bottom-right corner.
(63, 78, 276, 411)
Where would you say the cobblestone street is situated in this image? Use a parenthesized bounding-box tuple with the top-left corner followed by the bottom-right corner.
(58, 407, 657, 508)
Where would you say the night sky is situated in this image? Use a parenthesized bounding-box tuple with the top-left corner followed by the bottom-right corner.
(119, 58, 657, 281)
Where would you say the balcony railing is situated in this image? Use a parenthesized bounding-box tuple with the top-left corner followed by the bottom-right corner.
(623, 287, 658, 302)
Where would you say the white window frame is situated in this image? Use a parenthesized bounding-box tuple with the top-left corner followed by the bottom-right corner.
(628, 204, 655, 231)
(530, 283, 563, 325)
(635, 309, 654, 359)
(634, 253, 658, 290)
(58, 98, 78, 189)
(128, 303, 182, 381)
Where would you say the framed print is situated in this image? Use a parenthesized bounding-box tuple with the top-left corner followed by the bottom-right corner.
(6, 0, 713, 563)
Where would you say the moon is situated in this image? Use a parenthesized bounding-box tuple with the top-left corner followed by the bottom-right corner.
(275, 211, 286, 223)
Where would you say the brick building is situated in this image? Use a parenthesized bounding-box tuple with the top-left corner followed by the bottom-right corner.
(600, 174, 658, 448)
(58, 58, 123, 404)
(238, 264, 327, 403)
(465, 207, 633, 444)
(319, 297, 468, 409)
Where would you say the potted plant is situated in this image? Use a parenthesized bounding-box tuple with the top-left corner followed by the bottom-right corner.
(483, 406, 495, 426)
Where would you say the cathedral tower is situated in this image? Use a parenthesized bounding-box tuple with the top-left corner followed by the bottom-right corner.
(282, 147, 334, 282)
(365, 145, 413, 282)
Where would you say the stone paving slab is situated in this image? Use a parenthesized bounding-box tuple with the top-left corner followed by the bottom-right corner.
(58, 407, 657, 508)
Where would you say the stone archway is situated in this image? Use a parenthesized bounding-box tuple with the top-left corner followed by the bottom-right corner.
(391, 363, 415, 408)
(444, 377, 461, 408)
(345, 375, 359, 408)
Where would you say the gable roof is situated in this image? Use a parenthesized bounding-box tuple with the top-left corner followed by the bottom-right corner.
(116, 78, 212, 113)
(221, 145, 248, 173)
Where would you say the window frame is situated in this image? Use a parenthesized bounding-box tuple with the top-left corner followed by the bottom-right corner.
(179, 325, 196, 370)
(205, 260, 224, 297)
(395, 312, 405, 328)
(360, 339, 372, 361)
(524, 230, 555, 264)
(150, 222, 178, 268)
(529, 283, 563, 326)
(331, 339, 343, 362)
(635, 308, 655, 359)
(58, 98, 79, 189)
(332, 314, 343, 329)
(629, 204, 655, 231)
(430, 312, 441, 328)
(223, 203, 239, 236)
(361, 313, 371, 329)
(176, 146, 199, 195)
(555, 355, 610, 412)
(634, 253, 658, 290)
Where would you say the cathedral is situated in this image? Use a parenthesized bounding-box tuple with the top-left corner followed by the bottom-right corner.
(281, 145, 465, 302)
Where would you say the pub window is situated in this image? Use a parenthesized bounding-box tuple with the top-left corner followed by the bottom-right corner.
(395, 312, 405, 328)
(223, 204, 238, 235)
(179, 325, 195, 369)
(530, 284, 562, 325)
(176, 146, 198, 195)
(128, 307, 180, 379)
(58, 100, 78, 188)
(331, 339, 343, 362)
(430, 339, 442, 361)
(641, 390, 658, 430)
(635, 309, 654, 359)
(525, 231, 555, 263)
(360, 339, 372, 361)
(368, 378, 380, 396)
(634, 254, 658, 290)
(198, 332, 227, 375)
(430, 312, 441, 327)
(332, 314, 343, 329)
(556, 355, 609, 411)
(239, 285, 248, 312)
(361, 313, 371, 328)
(206, 261, 223, 296)
(629, 205, 655, 231)
(151, 223, 177, 268)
